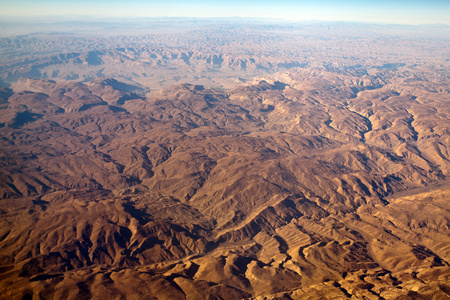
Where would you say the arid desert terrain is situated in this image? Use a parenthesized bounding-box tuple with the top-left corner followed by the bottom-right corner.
(0, 19, 450, 299)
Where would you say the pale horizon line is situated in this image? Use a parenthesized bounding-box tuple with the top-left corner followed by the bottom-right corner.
(1, 15, 449, 27)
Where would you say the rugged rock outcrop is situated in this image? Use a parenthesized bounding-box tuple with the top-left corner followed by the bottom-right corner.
(1, 65, 449, 299)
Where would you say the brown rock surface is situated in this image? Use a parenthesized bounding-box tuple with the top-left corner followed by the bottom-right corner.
(0, 64, 449, 299)
(1, 19, 450, 299)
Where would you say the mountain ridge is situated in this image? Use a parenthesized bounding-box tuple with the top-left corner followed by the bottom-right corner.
(1, 65, 449, 298)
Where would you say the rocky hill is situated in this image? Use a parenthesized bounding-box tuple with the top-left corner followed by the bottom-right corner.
(0, 60, 449, 299)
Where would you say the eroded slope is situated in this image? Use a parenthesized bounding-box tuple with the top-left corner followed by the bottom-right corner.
(0, 66, 449, 299)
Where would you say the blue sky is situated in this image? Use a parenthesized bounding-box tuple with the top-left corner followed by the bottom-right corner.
(0, 0, 449, 25)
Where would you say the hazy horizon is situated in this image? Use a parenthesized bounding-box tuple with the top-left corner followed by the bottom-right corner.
(1, 0, 449, 25)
